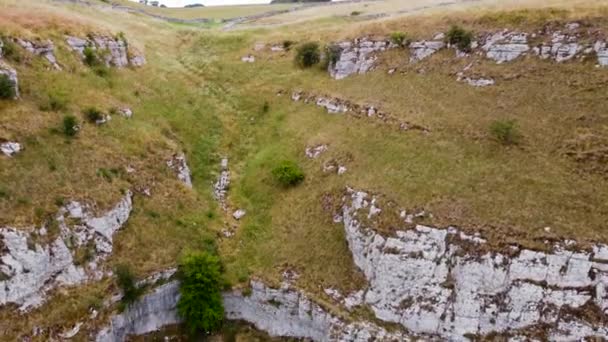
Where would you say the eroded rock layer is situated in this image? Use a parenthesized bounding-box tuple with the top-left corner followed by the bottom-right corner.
(341, 189, 608, 340)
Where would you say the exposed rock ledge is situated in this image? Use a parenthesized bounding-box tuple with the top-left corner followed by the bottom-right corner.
(341, 189, 608, 340)
(0, 192, 133, 310)
(66, 35, 146, 68)
(97, 279, 407, 342)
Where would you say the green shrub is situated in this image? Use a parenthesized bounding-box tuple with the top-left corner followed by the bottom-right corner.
(272, 160, 305, 187)
(1, 38, 20, 62)
(446, 25, 474, 52)
(262, 101, 270, 113)
(84, 107, 104, 123)
(83, 46, 99, 66)
(0, 74, 15, 99)
(295, 42, 321, 68)
(41, 93, 68, 111)
(390, 31, 410, 47)
(115, 264, 143, 307)
(62, 115, 79, 137)
(177, 251, 224, 334)
(350, 11, 362, 16)
(490, 119, 521, 145)
(282, 40, 294, 51)
(324, 44, 342, 68)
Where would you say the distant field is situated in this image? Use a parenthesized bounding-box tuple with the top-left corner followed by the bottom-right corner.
(112, 0, 300, 20)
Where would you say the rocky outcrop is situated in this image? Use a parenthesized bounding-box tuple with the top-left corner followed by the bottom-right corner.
(241, 55, 255, 63)
(97, 278, 408, 341)
(0, 60, 19, 99)
(66, 35, 145, 68)
(328, 38, 392, 80)
(96, 281, 181, 342)
(1, 141, 22, 157)
(166, 153, 193, 188)
(482, 30, 530, 64)
(305, 144, 328, 159)
(594, 41, 608, 67)
(341, 189, 608, 340)
(0, 192, 133, 310)
(291, 90, 429, 133)
(15, 39, 61, 70)
(533, 31, 582, 62)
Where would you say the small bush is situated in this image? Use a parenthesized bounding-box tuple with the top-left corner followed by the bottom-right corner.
(490, 119, 520, 145)
(350, 11, 362, 16)
(390, 31, 410, 47)
(1, 38, 20, 62)
(177, 251, 224, 334)
(262, 101, 270, 113)
(446, 25, 474, 52)
(41, 93, 68, 111)
(295, 42, 321, 68)
(324, 44, 342, 68)
(272, 160, 305, 187)
(83, 46, 99, 66)
(0, 74, 15, 99)
(84, 107, 104, 123)
(282, 40, 294, 51)
(62, 115, 79, 137)
(115, 264, 143, 307)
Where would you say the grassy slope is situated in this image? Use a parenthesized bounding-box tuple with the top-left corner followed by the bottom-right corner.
(1, 0, 608, 339)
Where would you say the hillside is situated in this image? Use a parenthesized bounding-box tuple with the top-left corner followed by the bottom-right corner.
(1, 0, 608, 340)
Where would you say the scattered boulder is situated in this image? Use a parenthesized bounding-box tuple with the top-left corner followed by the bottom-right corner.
(533, 31, 582, 62)
(270, 45, 285, 52)
(0, 60, 19, 99)
(0, 192, 133, 311)
(482, 30, 530, 63)
(328, 38, 392, 80)
(253, 43, 266, 51)
(15, 38, 61, 70)
(166, 153, 193, 188)
(341, 189, 608, 340)
(232, 209, 246, 220)
(241, 55, 255, 63)
(595, 41, 608, 67)
(118, 108, 133, 118)
(305, 145, 328, 159)
(1, 141, 22, 157)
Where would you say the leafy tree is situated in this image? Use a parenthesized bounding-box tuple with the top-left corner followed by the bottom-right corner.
(177, 251, 224, 334)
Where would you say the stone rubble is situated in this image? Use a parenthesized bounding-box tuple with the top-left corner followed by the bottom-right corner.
(328, 38, 392, 80)
(1, 141, 22, 157)
(66, 35, 146, 68)
(291, 90, 429, 133)
(118, 108, 133, 118)
(533, 31, 582, 62)
(213, 158, 230, 209)
(15, 38, 61, 70)
(166, 153, 193, 188)
(305, 144, 328, 159)
(341, 189, 608, 340)
(0, 192, 133, 311)
(0, 60, 19, 99)
(594, 41, 608, 67)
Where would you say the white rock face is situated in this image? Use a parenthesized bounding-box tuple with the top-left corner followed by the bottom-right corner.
(409, 40, 445, 63)
(0, 192, 132, 311)
(533, 32, 582, 62)
(118, 108, 133, 118)
(166, 153, 193, 188)
(0, 60, 19, 99)
(341, 189, 608, 340)
(97, 279, 408, 341)
(1, 141, 22, 156)
(66, 35, 145, 68)
(483, 31, 530, 63)
(224, 280, 408, 341)
(15, 38, 61, 70)
(96, 281, 181, 342)
(232, 209, 246, 220)
(328, 39, 391, 80)
(315, 97, 349, 114)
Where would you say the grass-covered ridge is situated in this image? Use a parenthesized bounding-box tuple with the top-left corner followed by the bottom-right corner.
(1, 0, 608, 338)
